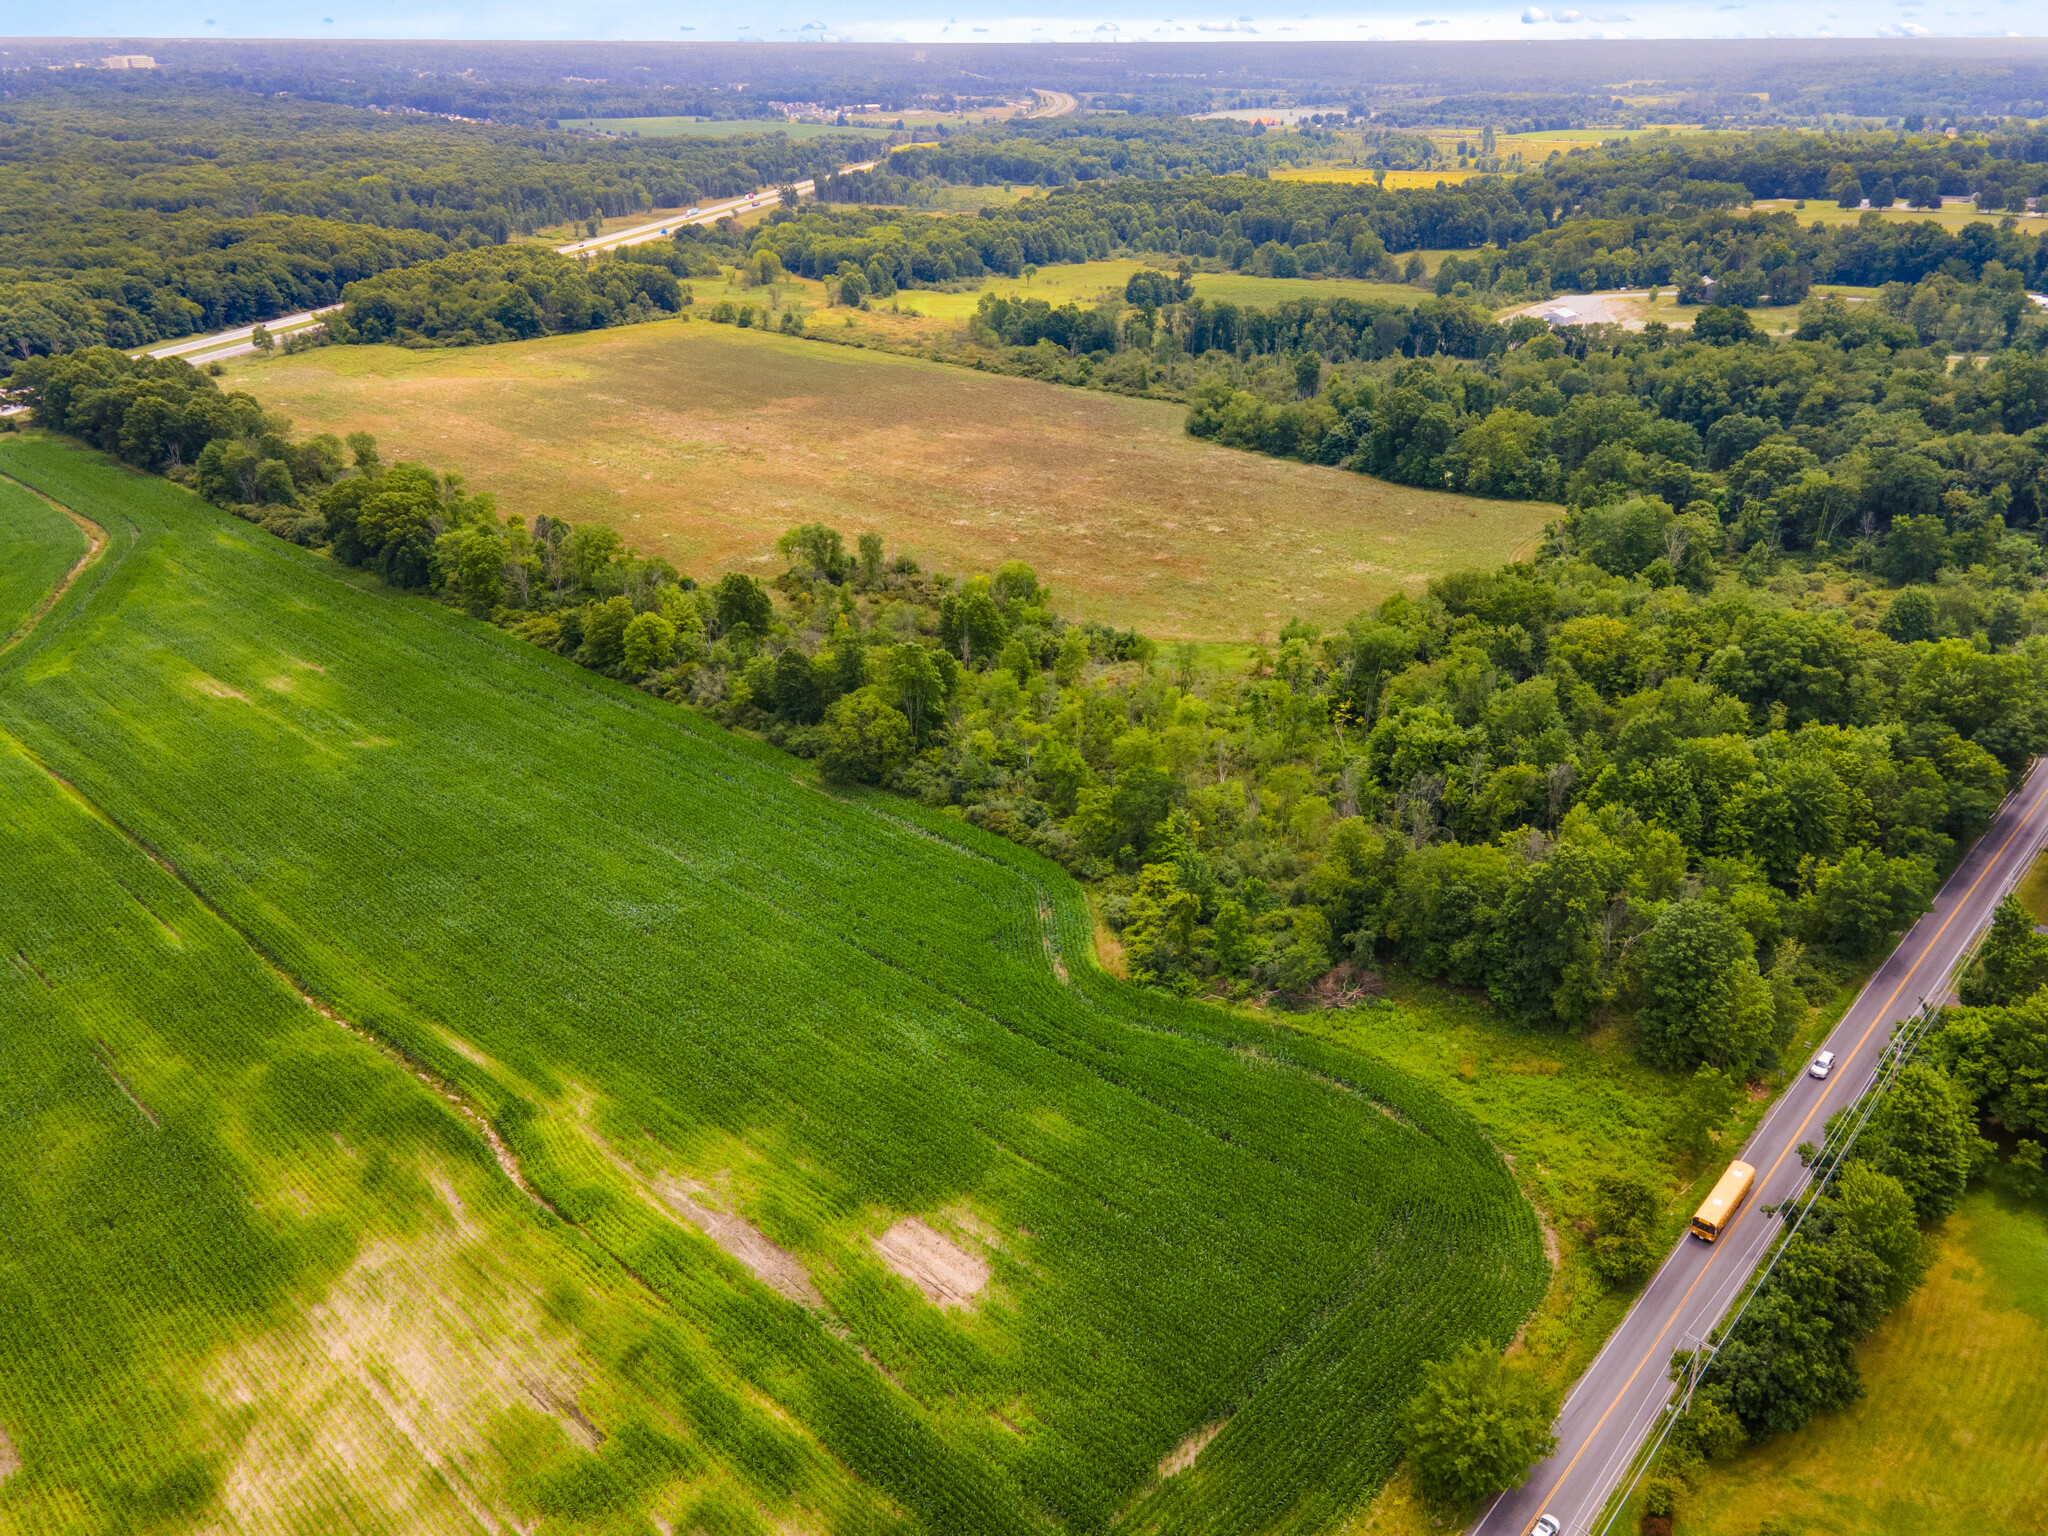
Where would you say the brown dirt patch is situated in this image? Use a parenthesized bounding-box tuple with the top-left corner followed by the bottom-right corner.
(204, 1174, 589, 1533)
(655, 1177, 825, 1309)
(0, 1424, 19, 1482)
(229, 326, 1554, 641)
(571, 1104, 824, 1308)
(1094, 918, 1126, 980)
(1158, 1419, 1227, 1478)
(872, 1216, 990, 1310)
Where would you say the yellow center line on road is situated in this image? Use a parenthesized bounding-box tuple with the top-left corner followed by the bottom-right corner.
(1506, 765, 2047, 1536)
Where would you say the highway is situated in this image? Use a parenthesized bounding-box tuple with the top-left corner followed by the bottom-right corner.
(138, 307, 340, 365)
(1474, 758, 2048, 1536)
(129, 151, 883, 363)
(555, 158, 877, 256)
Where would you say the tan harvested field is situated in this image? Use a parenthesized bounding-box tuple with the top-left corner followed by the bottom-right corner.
(227, 321, 1552, 639)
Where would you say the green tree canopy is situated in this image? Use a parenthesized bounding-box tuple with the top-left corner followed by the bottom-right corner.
(1399, 1341, 1560, 1506)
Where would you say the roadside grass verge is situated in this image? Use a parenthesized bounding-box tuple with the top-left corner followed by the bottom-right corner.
(1622, 1184, 2048, 1536)
(2014, 848, 2048, 924)
(0, 475, 87, 642)
(1279, 960, 1878, 1536)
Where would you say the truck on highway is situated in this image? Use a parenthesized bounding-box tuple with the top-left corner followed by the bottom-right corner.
(1690, 1160, 1755, 1242)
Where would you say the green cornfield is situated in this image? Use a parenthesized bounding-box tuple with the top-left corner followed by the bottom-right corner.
(0, 434, 1547, 1534)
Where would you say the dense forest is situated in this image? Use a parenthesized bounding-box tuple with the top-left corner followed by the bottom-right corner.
(15, 82, 2048, 365)
(0, 91, 876, 355)
(1183, 281, 2048, 536)
(323, 244, 702, 345)
(818, 117, 1328, 196)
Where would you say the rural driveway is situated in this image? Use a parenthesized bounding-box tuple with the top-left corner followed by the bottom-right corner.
(1473, 758, 2048, 1536)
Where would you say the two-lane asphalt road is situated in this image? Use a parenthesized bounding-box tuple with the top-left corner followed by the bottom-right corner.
(1475, 758, 2048, 1536)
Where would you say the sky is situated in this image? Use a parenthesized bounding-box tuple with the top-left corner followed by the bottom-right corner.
(11, 0, 2040, 43)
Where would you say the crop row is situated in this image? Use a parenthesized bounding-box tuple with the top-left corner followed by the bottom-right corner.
(0, 434, 1548, 1533)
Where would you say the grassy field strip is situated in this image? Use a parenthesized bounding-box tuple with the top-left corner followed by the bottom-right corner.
(0, 433, 1548, 1531)
(0, 476, 99, 653)
(2017, 849, 2048, 924)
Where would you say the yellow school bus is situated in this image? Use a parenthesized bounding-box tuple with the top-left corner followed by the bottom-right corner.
(1690, 1160, 1756, 1242)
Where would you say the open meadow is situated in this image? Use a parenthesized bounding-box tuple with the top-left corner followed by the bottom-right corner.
(0, 434, 1548, 1533)
(224, 321, 1552, 640)
(687, 254, 1455, 325)
(1750, 198, 2045, 233)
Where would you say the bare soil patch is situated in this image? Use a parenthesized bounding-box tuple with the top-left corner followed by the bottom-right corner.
(872, 1216, 990, 1310)
(0, 1424, 19, 1482)
(193, 675, 248, 701)
(230, 326, 1553, 641)
(205, 1181, 588, 1533)
(656, 1178, 826, 1308)
(1158, 1419, 1227, 1478)
(571, 1103, 824, 1308)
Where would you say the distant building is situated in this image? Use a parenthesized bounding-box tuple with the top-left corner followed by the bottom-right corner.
(101, 54, 156, 68)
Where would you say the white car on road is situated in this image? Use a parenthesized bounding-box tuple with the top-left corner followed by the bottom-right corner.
(1531, 1516, 1561, 1536)
(1809, 1050, 1837, 1079)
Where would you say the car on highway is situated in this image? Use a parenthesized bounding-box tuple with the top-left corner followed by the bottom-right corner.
(1809, 1049, 1837, 1079)
(686, 207, 701, 216)
(1531, 1516, 1561, 1536)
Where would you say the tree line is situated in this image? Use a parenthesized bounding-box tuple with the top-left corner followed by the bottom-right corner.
(788, 126, 2048, 295)
(323, 244, 695, 347)
(21, 345, 2047, 1057)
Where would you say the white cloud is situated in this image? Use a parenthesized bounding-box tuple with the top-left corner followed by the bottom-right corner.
(1197, 18, 1259, 29)
(1521, 6, 1548, 19)
(1556, 9, 1581, 19)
